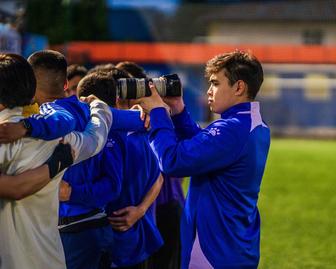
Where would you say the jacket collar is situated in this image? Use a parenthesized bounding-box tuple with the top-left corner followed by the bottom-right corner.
(220, 102, 258, 119)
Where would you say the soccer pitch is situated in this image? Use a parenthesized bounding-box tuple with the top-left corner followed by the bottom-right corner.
(259, 139, 336, 269)
(182, 138, 336, 268)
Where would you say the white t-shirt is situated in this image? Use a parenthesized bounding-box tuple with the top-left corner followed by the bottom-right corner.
(0, 100, 111, 269)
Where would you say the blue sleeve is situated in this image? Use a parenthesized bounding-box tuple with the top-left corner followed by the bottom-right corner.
(171, 107, 201, 140)
(146, 147, 161, 191)
(110, 108, 146, 132)
(69, 144, 123, 208)
(27, 102, 76, 140)
(148, 107, 245, 177)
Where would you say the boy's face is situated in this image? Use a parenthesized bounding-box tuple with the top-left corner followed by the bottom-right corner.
(207, 70, 239, 114)
(66, 75, 83, 97)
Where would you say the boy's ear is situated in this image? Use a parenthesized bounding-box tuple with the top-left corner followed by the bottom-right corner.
(64, 80, 69, 91)
(235, 80, 248, 97)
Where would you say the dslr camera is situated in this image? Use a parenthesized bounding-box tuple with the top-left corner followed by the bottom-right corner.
(117, 74, 182, 99)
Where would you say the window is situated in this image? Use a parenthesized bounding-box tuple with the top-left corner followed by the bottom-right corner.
(302, 29, 324, 45)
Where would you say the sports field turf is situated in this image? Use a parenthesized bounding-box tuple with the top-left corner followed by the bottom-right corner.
(259, 139, 336, 269)
(182, 139, 336, 268)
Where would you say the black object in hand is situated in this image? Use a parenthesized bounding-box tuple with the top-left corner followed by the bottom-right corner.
(45, 143, 73, 178)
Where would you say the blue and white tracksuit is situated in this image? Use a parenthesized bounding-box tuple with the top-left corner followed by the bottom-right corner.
(148, 102, 271, 269)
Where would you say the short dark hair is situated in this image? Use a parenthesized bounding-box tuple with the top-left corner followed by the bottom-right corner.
(88, 64, 132, 80)
(205, 51, 264, 99)
(67, 64, 88, 80)
(87, 63, 116, 75)
(116, 61, 147, 79)
(109, 67, 131, 80)
(28, 50, 67, 94)
(77, 72, 116, 107)
(0, 54, 36, 108)
(28, 50, 67, 75)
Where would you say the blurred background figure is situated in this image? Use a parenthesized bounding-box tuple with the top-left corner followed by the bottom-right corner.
(66, 64, 88, 97)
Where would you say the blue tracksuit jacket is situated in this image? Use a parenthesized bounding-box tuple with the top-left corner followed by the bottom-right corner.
(105, 131, 163, 266)
(148, 102, 270, 269)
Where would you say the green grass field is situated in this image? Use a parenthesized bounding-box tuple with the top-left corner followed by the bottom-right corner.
(259, 139, 336, 269)
(182, 139, 336, 268)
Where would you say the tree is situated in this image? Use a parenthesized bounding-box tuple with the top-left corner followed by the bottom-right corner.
(25, 0, 108, 44)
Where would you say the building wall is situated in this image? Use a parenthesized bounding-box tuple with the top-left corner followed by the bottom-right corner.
(207, 22, 336, 45)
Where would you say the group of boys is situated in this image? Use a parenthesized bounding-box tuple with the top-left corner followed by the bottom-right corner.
(0, 48, 270, 269)
(0, 50, 183, 269)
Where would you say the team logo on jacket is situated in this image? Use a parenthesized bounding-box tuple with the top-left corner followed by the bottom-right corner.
(209, 127, 221, 136)
(106, 139, 115, 147)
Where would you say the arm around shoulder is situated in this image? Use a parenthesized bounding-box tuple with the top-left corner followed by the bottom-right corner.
(63, 98, 112, 164)
(0, 165, 50, 200)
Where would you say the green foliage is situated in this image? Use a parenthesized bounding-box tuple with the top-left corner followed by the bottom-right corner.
(25, 0, 108, 44)
(70, 0, 108, 41)
(182, 139, 336, 268)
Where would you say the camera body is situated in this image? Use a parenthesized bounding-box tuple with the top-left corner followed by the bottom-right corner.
(117, 74, 182, 99)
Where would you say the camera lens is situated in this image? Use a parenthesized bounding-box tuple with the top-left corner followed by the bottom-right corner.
(163, 74, 182, 97)
(152, 78, 165, 97)
(118, 78, 137, 99)
(117, 74, 182, 99)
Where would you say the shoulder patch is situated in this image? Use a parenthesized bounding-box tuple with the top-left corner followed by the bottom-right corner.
(106, 138, 115, 148)
(209, 127, 221, 136)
